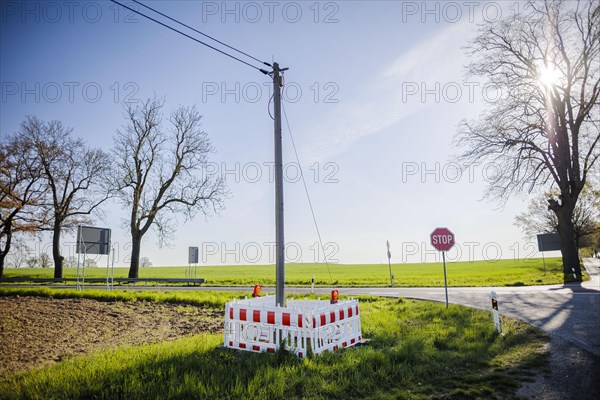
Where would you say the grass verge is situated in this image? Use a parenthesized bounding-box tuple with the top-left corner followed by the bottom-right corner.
(2, 257, 568, 287)
(0, 289, 548, 399)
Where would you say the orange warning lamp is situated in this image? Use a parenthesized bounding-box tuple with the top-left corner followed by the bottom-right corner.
(331, 290, 339, 304)
(252, 285, 262, 297)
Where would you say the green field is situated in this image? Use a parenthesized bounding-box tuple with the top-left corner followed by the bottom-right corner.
(2, 257, 568, 287)
(0, 288, 548, 399)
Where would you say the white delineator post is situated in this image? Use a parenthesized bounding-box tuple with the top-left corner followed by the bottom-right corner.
(386, 240, 393, 287)
(490, 291, 501, 333)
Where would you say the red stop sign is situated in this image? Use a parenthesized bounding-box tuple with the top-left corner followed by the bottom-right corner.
(430, 228, 455, 252)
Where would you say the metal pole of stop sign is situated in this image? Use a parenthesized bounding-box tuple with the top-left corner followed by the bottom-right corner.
(431, 227, 454, 310)
(442, 251, 448, 309)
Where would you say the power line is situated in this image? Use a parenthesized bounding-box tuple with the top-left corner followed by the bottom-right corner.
(109, 0, 268, 74)
(131, 0, 270, 68)
(281, 101, 333, 283)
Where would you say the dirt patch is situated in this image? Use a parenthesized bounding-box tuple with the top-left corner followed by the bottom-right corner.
(0, 296, 223, 378)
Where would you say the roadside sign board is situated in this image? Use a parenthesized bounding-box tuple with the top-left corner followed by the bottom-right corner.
(76, 226, 111, 255)
(536, 233, 561, 275)
(536, 233, 561, 251)
(188, 246, 199, 264)
(75, 225, 112, 292)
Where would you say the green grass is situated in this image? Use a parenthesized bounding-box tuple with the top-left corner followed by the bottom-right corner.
(0, 289, 548, 399)
(2, 257, 566, 287)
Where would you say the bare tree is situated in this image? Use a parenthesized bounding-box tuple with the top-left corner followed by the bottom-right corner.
(83, 258, 98, 268)
(21, 116, 112, 279)
(0, 130, 45, 278)
(23, 252, 52, 269)
(25, 256, 39, 269)
(515, 186, 600, 247)
(64, 256, 77, 268)
(456, 1, 599, 279)
(112, 98, 225, 279)
(39, 253, 52, 269)
(5, 239, 32, 269)
(140, 256, 153, 268)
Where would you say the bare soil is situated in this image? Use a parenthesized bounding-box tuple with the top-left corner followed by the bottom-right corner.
(0, 296, 223, 378)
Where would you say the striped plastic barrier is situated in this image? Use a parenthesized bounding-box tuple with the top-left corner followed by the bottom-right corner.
(224, 295, 362, 358)
(303, 301, 362, 355)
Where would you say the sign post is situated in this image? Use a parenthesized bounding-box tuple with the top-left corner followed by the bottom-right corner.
(188, 246, 199, 280)
(430, 227, 455, 309)
(76, 226, 112, 291)
(442, 251, 448, 307)
(386, 240, 393, 287)
(536, 233, 561, 276)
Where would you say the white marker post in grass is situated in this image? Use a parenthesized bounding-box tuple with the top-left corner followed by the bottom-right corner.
(386, 240, 393, 287)
(490, 291, 501, 333)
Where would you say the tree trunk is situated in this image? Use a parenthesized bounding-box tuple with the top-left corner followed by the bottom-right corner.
(556, 206, 582, 281)
(0, 222, 13, 280)
(128, 232, 142, 279)
(52, 222, 64, 279)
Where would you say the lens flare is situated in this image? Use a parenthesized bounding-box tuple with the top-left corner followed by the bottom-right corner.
(537, 64, 561, 87)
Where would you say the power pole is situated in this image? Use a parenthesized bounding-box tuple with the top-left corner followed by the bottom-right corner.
(271, 62, 288, 307)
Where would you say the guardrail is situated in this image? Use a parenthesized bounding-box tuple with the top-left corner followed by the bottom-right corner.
(224, 295, 362, 358)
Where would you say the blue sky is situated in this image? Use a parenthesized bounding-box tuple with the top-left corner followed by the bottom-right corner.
(1, 1, 559, 267)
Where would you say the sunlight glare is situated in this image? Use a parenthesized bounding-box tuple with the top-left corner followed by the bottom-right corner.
(537, 63, 561, 87)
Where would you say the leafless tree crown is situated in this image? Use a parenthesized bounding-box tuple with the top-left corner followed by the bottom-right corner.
(456, 0, 599, 204)
(113, 97, 226, 246)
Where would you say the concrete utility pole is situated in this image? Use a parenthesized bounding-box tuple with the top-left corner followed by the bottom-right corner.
(271, 62, 288, 307)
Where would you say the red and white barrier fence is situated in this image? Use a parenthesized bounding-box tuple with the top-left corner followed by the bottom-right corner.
(224, 295, 362, 358)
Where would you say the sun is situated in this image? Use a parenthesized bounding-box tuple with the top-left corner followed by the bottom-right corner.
(537, 63, 561, 87)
